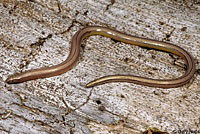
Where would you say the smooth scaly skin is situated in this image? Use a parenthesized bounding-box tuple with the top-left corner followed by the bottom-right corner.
(6, 26, 196, 88)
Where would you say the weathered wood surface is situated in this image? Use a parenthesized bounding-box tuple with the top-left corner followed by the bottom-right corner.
(0, 0, 200, 133)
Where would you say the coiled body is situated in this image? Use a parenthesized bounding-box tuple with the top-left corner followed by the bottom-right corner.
(6, 26, 196, 88)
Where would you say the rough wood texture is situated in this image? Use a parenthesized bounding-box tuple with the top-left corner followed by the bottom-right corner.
(0, 0, 200, 133)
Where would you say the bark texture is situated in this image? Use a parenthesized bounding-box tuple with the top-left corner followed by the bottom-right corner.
(0, 0, 200, 133)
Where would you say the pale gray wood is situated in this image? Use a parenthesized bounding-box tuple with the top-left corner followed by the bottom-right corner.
(0, 0, 200, 134)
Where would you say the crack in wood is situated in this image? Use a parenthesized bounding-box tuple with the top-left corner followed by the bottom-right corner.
(18, 34, 53, 69)
(62, 88, 94, 117)
(169, 54, 186, 69)
(106, 0, 115, 11)
(56, 0, 61, 13)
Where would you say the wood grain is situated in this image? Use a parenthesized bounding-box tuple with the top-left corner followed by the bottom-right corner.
(0, 0, 200, 133)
